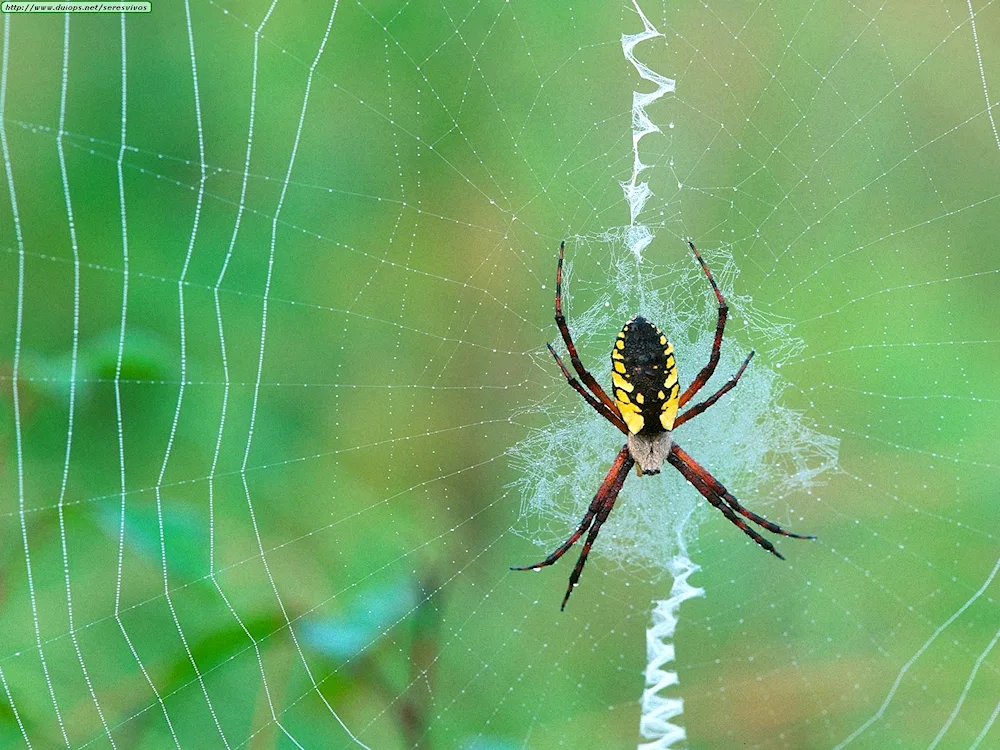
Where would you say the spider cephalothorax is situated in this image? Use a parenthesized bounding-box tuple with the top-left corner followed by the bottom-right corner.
(512, 241, 816, 609)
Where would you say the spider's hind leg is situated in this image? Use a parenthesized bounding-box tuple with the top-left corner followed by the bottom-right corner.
(553, 241, 620, 416)
(678, 242, 729, 408)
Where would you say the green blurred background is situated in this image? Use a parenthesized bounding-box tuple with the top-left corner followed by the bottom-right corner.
(1, 1, 998, 748)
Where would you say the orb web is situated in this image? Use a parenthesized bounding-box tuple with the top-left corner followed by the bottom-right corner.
(0, 1, 998, 748)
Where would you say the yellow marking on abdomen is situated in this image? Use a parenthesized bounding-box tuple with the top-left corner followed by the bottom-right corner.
(619, 403, 644, 433)
(615, 389, 645, 433)
(663, 352, 678, 391)
(659, 382, 680, 430)
(611, 370, 633, 392)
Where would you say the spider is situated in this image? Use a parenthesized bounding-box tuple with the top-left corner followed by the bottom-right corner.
(512, 241, 815, 609)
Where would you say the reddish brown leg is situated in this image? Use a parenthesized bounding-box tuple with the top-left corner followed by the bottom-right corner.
(559, 450, 633, 610)
(511, 445, 635, 610)
(510, 495, 602, 572)
(667, 446, 786, 559)
(679, 242, 728, 407)
(674, 350, 754, 428)
(671, 442, 816, 542)
(554, 242, 621, 416)
(546, 343, 627, 434)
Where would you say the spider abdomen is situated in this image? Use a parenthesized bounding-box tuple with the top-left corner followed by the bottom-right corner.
(611, 315, 680, 436)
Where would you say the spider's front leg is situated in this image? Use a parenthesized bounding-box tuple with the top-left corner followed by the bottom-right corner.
(668, 441, 816, 558)
(511, 444, 634, 610)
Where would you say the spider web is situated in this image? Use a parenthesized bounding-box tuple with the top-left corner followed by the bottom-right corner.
(0, 1, 998, 748)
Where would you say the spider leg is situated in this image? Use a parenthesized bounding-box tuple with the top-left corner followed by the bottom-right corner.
(546, 343, 628, 433)
(559, 450, 633, 610)
(510, 495, 600, 572)
(560, 486, 618, 610)
(511, 445, 634, 610)
(678, 242, 728, 408)
(673, 350, 754, 428)
(667, 446, 786, 559)
(671, 442, 816, 542)
(554, 241, 621, 416)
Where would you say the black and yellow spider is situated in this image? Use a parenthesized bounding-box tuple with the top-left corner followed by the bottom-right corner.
(512, 241, 815, 609)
